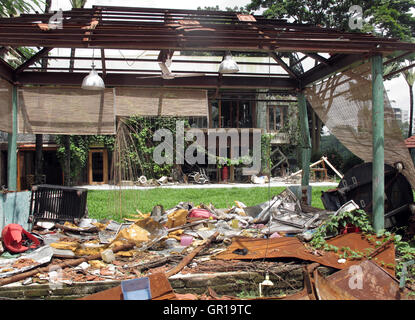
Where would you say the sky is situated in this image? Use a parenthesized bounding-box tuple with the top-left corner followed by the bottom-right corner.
(48, 0, 414, 115)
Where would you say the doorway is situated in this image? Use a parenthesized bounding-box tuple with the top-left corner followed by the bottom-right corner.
(88, 149, 108, 185)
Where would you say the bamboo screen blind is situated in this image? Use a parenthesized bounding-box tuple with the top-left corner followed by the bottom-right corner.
(0, 79, 12, 133)
(18, 87, 116, 135)
(115, 88, 208, 117)
(14, 87, 207, 135)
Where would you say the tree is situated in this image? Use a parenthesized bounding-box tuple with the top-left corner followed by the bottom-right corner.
(246, 0, 415, 40)
(0, 0, 43, 17)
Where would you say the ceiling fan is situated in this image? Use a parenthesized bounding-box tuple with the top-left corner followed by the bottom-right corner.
(137, 58, 205, 80)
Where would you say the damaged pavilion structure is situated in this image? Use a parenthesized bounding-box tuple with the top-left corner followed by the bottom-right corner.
(0, 6, 415, 300)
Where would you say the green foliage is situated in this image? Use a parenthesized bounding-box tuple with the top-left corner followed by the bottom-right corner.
(310, 208, 375, 250)
(55, 135, 115, 184)
(0, 0, 44, 17)
(69, 0, 87, 9)
(261, 133, 273, 175)
(309, 207, 415, 281)
(125, 116, 191, 179)
(246, 0, 415, 40)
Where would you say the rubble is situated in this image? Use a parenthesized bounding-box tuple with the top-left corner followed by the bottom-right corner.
(0, 187, 413, 300)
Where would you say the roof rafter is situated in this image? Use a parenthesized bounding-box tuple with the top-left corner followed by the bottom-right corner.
(14, 47, 52, 74)
(303, 52, 329, 65)
(269, 52, 300, 80)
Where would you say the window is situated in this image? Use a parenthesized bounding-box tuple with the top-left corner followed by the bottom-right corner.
(210, 99, 255, 128)
(267, 105, 288, 131)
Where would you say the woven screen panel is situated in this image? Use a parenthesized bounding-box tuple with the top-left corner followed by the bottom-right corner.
(305, 62, 415, 189)
(161, 89, 208, 116)
(0, 79, 12, 133)
(115, 88, 208, 117)
(18, 87, 116, 135)
(115, 87, 160, 116)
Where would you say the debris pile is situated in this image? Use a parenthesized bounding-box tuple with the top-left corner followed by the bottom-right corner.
(0, 187, 413, 300)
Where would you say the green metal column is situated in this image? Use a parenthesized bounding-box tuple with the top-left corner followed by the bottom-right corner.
(7, 85, 17, 191)
(298, 92, 311, 187)
(372, 54, 385, 232)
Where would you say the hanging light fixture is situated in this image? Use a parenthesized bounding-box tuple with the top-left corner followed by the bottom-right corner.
(82, 49, 105, 90)
(218, 51, 239, 74)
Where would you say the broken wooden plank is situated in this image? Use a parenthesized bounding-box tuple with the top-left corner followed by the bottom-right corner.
(166, 231, 219, 278)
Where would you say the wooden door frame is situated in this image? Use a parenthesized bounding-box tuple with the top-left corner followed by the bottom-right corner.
(88, 149, 108, 185)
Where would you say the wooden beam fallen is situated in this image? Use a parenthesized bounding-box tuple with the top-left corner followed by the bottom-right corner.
(0, 243, 135, 287)
(166, 231, 219, 278)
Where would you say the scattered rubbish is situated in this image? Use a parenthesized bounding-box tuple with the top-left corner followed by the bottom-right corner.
(188, 169, 209, 184)
(138, 175, 147, 185)
(321, 163, 414, 230)
(270, 232, 282, 238)
(121, 277, 151, 300)
(80, 272, 175, 300)
(101, 249, 115, 264)
(166, 231, 219, 278)
(250, 175, 269, 184)
(29, 184, 88, 224)
(259, 273, 274, 297)
(2, 224, 41, 253)
(0, 186, 413, 300)
(0, 245, 53, 278)
(157, 176, 168, 185)
(189, 208, 216, 220)
(180, 235, 193, 247)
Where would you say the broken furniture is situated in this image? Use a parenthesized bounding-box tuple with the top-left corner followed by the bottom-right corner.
(29, 184, 88, 225)
(321, 162, 414, 229)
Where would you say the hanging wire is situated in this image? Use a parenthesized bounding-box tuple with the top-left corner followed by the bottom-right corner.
(118, 50, 148, 67)
(260, 55, 273, 278)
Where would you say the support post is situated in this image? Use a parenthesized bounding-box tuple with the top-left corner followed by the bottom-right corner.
(372, 54, 385, 232)
(7, 85, 17, 191)
(298, 92, 311, 202)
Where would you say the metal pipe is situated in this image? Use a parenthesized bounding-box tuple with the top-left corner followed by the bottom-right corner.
(372, 54, 385, 232)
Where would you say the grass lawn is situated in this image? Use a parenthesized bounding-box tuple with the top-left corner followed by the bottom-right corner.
(87, 186, 332, 222)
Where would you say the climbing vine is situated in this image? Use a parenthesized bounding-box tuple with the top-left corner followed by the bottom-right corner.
(308, 208, 415, 282)
(55, 135, 115, 184)
(125, 116, 191, 178)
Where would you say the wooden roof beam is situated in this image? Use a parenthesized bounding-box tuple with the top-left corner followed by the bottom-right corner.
(269, 52, 300, 80)
(0, 58, 14, 82)
(15, 71, 298, 89)
(303, 52, 329, 65)
(14, 47, 52, 74)
(101, 48, 106, 78)
(299, 54, 364, 88)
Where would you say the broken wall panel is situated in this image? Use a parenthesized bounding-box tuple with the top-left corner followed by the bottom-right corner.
(0, 79, 12, 133)
(115, 88, 208, 117)
(305, 62, 415, 189)
(0, 191, 31, 231)
(325, 260, 413, 300)
(18, 87, 116, 135)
